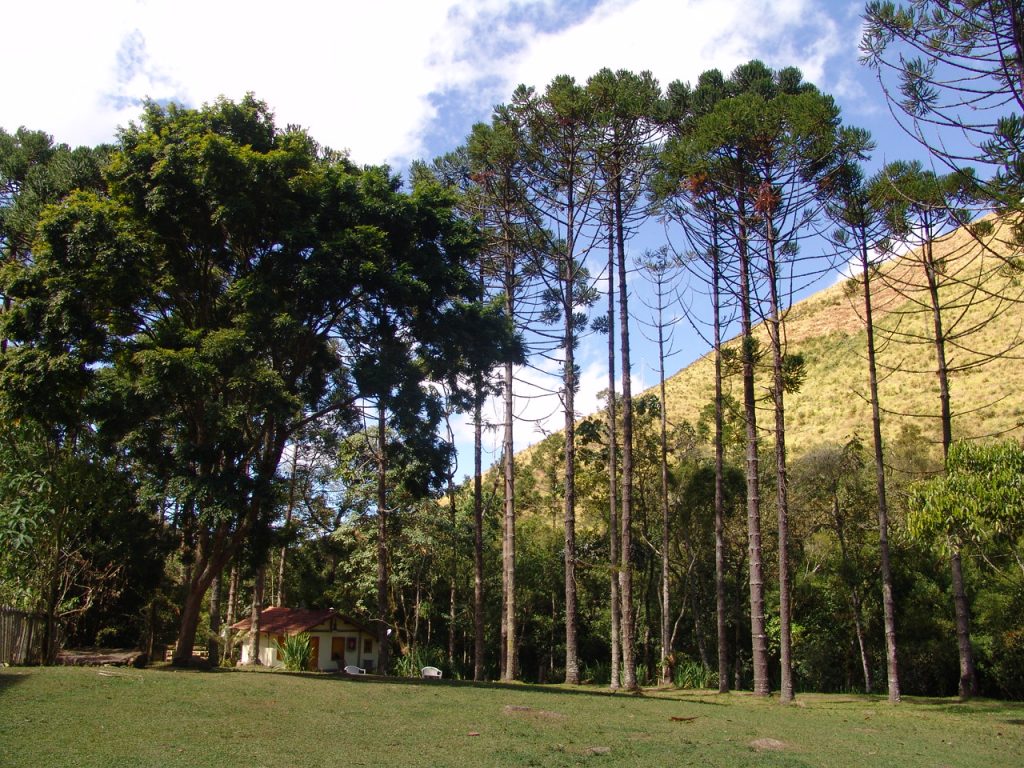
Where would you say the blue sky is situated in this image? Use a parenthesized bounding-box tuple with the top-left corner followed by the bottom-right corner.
(4, 0, 937, 473)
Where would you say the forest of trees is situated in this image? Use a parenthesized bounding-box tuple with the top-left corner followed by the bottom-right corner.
(2, 0, 1023, 700)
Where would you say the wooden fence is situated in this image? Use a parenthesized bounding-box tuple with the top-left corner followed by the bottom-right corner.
(0, 606, 46, 665)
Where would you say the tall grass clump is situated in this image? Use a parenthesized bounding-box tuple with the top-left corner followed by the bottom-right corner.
(276, 633, 312, 671)
(674, 658, 718, 690)
(392, 646, 451, 678)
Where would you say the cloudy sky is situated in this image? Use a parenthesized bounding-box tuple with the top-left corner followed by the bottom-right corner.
(4, 0, 926, 469)
(7, 0, 900, 165)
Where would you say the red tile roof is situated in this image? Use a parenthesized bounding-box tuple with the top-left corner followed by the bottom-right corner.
(230, 607, 338, 635)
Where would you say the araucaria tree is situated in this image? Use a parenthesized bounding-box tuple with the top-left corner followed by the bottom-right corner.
(868, 159, 1013, 697)
(588, 68, 664, 690)
(827, 159, 903, 702)
(861, 0, 1024, 219)
(513, 76, 603, 685)
(661, 61, 863, 700)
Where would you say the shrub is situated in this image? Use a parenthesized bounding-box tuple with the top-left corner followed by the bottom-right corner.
(277, 633, 312, 672)
(674, 658, 718, 690)
(393, 646, 451, 678)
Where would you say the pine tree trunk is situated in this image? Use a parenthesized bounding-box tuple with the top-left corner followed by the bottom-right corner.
(563, 224, 580, 686)
(276, 448, 300, 608)
(738, 215, 769, 696)
(502, 295, 517, 681)
(712, 236, 730, 693)
(224, 561, 239, 664)
(923, 233, 976, 697)
(951, 548, 976, 698)
(376, 400, 391, 675)
(657, 276, 671, 686)
(473, 387, 486, 682)
(766, 224, 794, 703)
(860, 237, 901, 702)
(606, 228, 622, 691)
(615, 179, 638, 692)
(448, 478, 457, 666)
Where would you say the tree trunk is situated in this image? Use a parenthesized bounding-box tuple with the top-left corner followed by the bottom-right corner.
(738, 212, 769, 696)
(172, 520, 246, 666)
(951, 547, 976, 698)
(247, 564, 266, 665)
(502, 304, 517, 681)
(563, 220, 580, 686)
(657, 265, 671, 686)
(376, 400, 391, 675)
(924, 233, 976, 697)
(606, 225, 622, 691)
(712, 235, 730, 693)
(473, 384, 486, 681)
(766, 221, 794, 703)
(447, 477, 457, 666)
(615, 179, 638, 692)
(224, 561, 239, 663)
(276, 448, 300, 608)
(208, 572, 221, 666)
(860, 236, 901, 702)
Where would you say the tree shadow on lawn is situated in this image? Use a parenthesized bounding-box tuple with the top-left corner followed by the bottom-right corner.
(231, 668, 733, 705)
(0, 669, 30, 693)
(146, 662, 729, 704)
(908, 697, 1024, 716)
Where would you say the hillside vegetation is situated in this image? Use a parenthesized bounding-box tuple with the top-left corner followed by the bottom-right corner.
(659, 215, 1024, 459)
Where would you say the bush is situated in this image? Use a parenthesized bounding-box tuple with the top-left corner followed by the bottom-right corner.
(277, 633, 312, 672)
(393, 646, 451, 678)
(990, 628, 1024, 699)
(674, 658, 718, 690)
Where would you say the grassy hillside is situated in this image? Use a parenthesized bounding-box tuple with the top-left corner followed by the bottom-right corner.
(660, 214, 1024, 459)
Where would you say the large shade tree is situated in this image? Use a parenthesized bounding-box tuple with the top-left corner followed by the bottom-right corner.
(2, 96, 511, 665)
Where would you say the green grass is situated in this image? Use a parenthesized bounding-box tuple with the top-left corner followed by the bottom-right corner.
(2, 666, 1023, 767)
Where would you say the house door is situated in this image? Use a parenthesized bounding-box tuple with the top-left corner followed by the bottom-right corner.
(331, 637, 345, 668)
(307, 636, 320, 671)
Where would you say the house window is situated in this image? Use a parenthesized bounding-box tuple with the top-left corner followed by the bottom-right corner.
(347, 637, 356, 652)
(363, 638, 372, 654)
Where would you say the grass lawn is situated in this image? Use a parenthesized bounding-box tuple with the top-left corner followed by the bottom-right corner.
(1, 666, 1022, 767)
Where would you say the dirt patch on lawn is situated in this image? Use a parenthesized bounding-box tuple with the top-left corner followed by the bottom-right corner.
(503, 705, 567, 721)
(750, 738, 787, 751)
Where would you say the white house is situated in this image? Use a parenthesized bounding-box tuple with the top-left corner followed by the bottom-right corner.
(231, 607, 379, 672)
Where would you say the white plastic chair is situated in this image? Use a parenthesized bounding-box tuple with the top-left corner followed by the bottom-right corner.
(421, 666, 442, 679)
(344, 665, 366, 675)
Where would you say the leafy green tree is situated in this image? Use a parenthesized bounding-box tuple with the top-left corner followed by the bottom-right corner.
(791, 439, 879, 692)
(2, 96, 509, 666)
(909, 439, 1024, 559)
(909, 438, 1024, 696)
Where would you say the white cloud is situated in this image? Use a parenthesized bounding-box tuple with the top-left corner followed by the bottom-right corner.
(7, 1, 856, 165)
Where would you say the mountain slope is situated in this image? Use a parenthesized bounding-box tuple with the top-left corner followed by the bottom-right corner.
(659, 214, 1024, 459)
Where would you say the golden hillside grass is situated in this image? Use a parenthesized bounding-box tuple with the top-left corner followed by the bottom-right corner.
(660, 214, 1024, 459)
